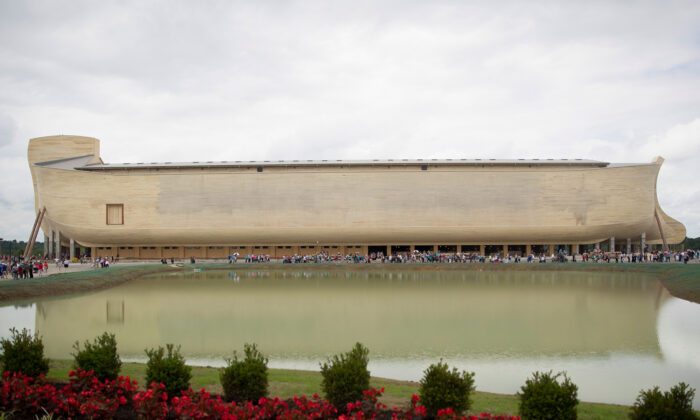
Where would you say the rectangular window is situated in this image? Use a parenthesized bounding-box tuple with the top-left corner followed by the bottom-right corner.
(106, 204, 124, 225)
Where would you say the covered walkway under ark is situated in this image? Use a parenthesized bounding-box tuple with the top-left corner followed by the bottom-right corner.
(364, 236, 652, 257)
(46, 235, 656, 260)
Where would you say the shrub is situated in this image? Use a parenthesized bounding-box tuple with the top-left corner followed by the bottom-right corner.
(320, 342, 370, 410)
(220, 343, 269, 402)
(72, 332, 122, 381)
(0, 327, 49, 377)
(629, 382, 698, 420)
(144, 344, 192, 399)
(518, 371, 578, 420)
(418, 359, 475, 418)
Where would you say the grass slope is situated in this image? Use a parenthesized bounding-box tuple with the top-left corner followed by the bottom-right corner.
(47, 360, 631, 419)
(0, 265, 181, 303)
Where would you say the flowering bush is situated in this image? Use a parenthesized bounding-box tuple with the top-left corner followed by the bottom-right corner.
(134, 382, 170, 419)
(0, 370, 519, 420)
(0, 369, 137, 419)
(436, 408, 520, 420)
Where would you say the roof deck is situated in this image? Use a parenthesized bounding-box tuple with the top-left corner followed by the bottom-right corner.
(77, 158, 610, 171)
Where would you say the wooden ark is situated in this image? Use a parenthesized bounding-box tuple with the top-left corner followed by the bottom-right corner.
(28, 135, 685, 259)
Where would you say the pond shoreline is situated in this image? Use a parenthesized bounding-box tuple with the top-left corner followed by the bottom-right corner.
(1, 262, 698, 305)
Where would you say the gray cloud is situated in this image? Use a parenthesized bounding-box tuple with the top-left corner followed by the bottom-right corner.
(0, 112, 16, 149)
(1, 0, 700, 239)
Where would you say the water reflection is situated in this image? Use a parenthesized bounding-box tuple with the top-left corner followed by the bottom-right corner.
(33, 270, 666, 359)
(3, 269, 699, 407)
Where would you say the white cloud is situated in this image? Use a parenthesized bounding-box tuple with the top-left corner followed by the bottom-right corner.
(1, 0, 699, 239)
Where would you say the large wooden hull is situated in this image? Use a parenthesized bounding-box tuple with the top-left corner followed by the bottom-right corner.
(28, 136, 686, 251)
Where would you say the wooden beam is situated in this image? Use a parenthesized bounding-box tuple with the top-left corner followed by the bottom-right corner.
(654, 209, 668, 251)
(23, 207, 46, 260)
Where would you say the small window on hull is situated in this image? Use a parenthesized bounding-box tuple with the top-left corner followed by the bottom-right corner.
(106, 204, 124, 225)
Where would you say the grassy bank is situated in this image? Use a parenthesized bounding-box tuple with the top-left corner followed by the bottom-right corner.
(47, 359, 631, 419)
(0, 264, 182, 303)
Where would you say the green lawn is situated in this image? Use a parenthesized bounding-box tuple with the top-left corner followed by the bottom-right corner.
(47, 360, 632, 419)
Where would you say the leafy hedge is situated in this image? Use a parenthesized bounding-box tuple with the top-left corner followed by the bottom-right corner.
(419, 360, 475, 418)
(73, 332, 122, 381)
(144, 343, 192, 399)
(220, 343, 269, 403)
(518, 371, 578, 420)
(0, 327, 49, 377)
(320, 342, 371, 410)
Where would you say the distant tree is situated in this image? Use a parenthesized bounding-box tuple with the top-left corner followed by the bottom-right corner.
(0, 240, 44, 257)
(671, 237, 700, 251)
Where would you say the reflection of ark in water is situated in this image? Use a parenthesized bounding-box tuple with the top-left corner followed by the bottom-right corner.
(28, 135, 685, 259)
(34, 271, 668, 360)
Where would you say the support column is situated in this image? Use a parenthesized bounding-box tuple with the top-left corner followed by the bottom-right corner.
(626, 238, 631, 254)
(503, 245, 508, 256)
(55, 230, 61, 260)
(43, 233, 49, 258)
(609, 237, 615, 253)
(525, 244, 532, 256)
(548, 244, 555, 255)
(48, 228, 53, 258)
(479, 244, 485, 255)
(595, 242, 600, 251)
(641, 232, 646, 255)
(572, 244, 579, 254)
(69, 239, 75, 261)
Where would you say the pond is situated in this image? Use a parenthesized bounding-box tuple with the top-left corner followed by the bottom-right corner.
(1, 268, 699, 408)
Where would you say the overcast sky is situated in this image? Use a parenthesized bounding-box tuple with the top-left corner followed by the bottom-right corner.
(1, 0, 699, 241)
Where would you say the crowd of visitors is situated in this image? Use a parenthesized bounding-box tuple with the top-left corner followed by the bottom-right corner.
(0, 253, 99, 279)
(227, 249, 700, 265)
(0, 248, 698, 279)
(0, 256, 49, 279)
